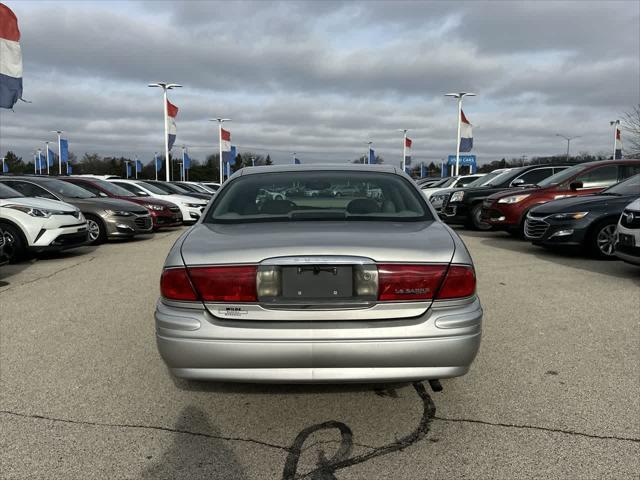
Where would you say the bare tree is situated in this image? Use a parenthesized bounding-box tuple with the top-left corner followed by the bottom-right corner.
(621, 104, 640, 158)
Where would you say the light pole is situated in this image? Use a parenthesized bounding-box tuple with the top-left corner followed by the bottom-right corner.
(148, 82, 182, 181)
(51, 130, 64, 175)
(610, 120, 620, 160)
(397, 129, 409, 171)
(43, 141, 51, 175)
(445, 92, 476, 176)
(209, 118, 230, 184)
(124, 160, 130, 179)
(555, 134, 580, 162)
(366, 141, 372, 164)
(251, 156, 256, 167)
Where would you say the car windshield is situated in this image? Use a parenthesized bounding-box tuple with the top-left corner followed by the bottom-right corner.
(206, 171, 432, 224)
(148, 181, 189, 194)
(466, 170, 502, 187)
(483, 169, 522, 187)
(537, 164, 585, 187)
(92, 179, 136, 196)
(137, 181, 170, 195)
(601, 174, 640, 195)
(0, 183, 23, 199)
(44, 179, 96, 198)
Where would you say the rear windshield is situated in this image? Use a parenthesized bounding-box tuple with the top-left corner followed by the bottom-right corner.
(206, 171, 432, 223)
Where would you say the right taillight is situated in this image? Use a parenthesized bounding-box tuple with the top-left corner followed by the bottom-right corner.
(378, 264, 447, 301)
(435, 265, 476, 299)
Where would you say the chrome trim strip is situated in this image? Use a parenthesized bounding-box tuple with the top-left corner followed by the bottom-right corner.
(260, 255, 375, 265)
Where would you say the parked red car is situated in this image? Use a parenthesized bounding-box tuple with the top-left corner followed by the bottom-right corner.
(481, 160, 640, 235)
(63, 177, 183, 230)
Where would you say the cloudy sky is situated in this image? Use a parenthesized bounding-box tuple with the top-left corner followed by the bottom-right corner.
(1, 0, 639, 166)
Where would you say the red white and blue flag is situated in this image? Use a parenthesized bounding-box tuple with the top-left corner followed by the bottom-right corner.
(404, 137, 412, 166)
(166, 99, 178, 150)
(615, 127, 622, 159)
(220, 128, 231, 151)
(459, 110, 473, 152)
(0, 3, 23, 109)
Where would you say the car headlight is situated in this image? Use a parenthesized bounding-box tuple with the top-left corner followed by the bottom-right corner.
(4, 204, 65, 218)
(145, 204, 165, 211)
(497, 194, 531, 204)
(449, 191, 464, 202)
(185, 203, 204, 208)
(105, 209, 134, 217)
(550, 211, 589, 221)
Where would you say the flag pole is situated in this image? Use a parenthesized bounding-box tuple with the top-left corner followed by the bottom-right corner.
(219, 123, 223, 183)
(52, 130, 64, 175)
(181, 146, 185, 182)
(155, 152, 158, 181)
(135, 156, 138, 179)
(610, 120, 619, 160)
(402, 131, 406, 171)
(45, 142, 50, 175)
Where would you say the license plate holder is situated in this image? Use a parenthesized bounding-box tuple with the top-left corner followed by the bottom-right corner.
(281, 265, 353, 299)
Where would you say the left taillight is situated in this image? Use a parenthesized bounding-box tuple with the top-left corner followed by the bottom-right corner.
(188, 265, 258, 302)
(160, 267, 199, 301)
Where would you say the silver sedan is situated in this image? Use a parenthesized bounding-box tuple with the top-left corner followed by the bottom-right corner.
(155, 164, 482, 383)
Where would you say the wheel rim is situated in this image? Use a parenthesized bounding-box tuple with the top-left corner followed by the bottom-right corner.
(87, 219, 100, 242)
(2, 231, 16, 259)
(596, 224, 616, 256)
(474, 207, 491, 230)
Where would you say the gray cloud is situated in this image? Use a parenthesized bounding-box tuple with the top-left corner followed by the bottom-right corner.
(1, 0, 638, 167)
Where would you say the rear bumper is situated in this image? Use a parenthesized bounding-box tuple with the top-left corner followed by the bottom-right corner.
(155, 297, 483, 383)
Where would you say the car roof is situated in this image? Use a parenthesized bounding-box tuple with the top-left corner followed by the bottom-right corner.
(234, 164, 398, 177)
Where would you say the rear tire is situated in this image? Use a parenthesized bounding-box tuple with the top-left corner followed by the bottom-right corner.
(1, 223, 27, 262)
(587, 219, 618, 259)
(470, 204, 492, 231)
(85, 214, 107, 245)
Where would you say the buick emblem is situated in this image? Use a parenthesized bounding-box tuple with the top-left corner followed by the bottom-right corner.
(624, 211, 635, 222)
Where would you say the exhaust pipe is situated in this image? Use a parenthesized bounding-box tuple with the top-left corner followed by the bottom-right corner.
(428, 379, 443, 392)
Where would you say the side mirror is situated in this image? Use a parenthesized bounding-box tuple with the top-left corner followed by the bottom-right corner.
(511, 178, 525, 186)
(569, 181, 583, 191)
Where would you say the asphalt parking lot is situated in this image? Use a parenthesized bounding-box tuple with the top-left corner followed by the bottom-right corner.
(1, 227, 638, 479)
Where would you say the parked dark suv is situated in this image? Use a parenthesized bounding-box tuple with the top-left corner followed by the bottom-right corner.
(441, 164, 570, 229)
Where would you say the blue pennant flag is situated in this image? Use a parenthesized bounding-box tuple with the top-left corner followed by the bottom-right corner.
(47, 148, 56, 166)
(420, 163, 426, 178)
(293, 157, 301, 164)
(135, 159, 142, 173)
(183, 152, 191, 170)
(60, 139, 69, 162)
(2, 161, 8, 173)
(126, 163, 132, 177)
(368, 148, 376, 164)
(66, 162, 72, 175)
(155, 154, 162, 172)
(229, 145, 236, 166)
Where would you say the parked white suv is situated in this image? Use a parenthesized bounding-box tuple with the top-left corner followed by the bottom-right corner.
(615, 197, 640, 266)
(108, 179, 207, 224)
(0, 182, 88, 262)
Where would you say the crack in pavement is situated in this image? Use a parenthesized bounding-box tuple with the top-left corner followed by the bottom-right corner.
(0, 256, 96, 294)
(433, 415, 640, 443)
(0, 410, 290, 452)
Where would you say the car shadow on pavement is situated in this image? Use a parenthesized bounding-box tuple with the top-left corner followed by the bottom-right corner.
(476, 231, 640, 283)
(140, 405, 247, 480)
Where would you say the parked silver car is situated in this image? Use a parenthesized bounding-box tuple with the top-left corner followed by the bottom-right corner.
(156, 165, 482, 383)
